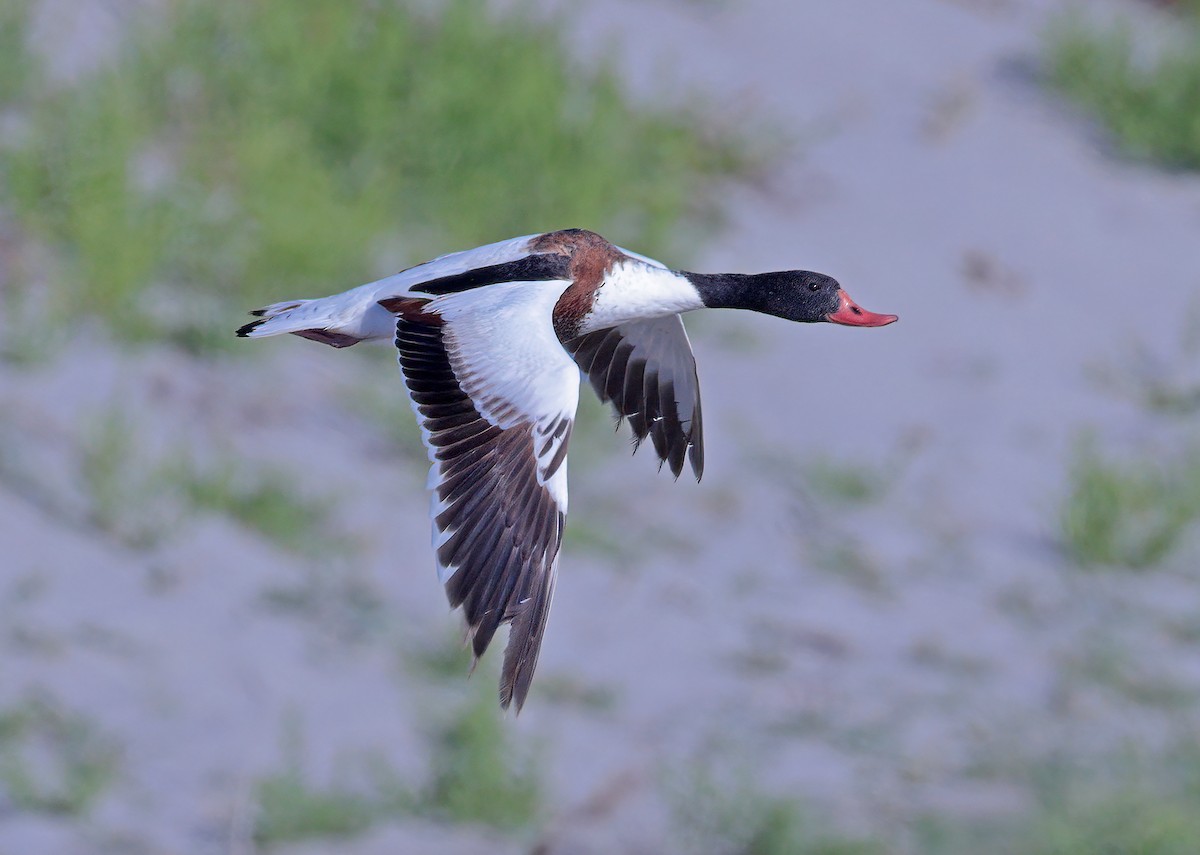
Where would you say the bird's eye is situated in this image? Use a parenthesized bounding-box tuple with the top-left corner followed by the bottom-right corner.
(808, 282, 821, 292)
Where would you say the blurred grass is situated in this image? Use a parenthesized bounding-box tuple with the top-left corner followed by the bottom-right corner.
(802, 455, 892, 506)
(668, 759, 883, 855)
(0, 0, 758, 350)
(74, 403, 350, 554)
(255, 771, 378, 846)
(1060, 437, 1200, 568)
(0, 696, 120, 817)
(1026, 797, 1200, 855)
(365, 639, 548, 829)
(253, 715, 417, 846)
(405, 634, 472, 684)
(1068, 637, 1194, 710)
(1088, 306, 1200, 417)
(259, 567, 387, 645)
(424, 681, 541, 830)
(532, 673, 619, 713)
(166, 459, 342, 555)
(668, 739, 1200, 855)
(1046, 4, 1200, 169)
(246, 716, 1200, 853)
(0, 1, 30, 107)
(79, 407, 179, 548)
(253, 681, 540, 843)
(919, 744, 1200, 855)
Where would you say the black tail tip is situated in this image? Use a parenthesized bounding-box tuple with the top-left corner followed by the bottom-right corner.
(236, 319, 265, 337)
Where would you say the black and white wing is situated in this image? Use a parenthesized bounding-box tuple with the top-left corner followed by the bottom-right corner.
(389, 281, 579, 711)
(564, 315, 704, 480)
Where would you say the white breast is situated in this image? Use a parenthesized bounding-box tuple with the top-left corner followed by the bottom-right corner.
(580, 260, 704, 334)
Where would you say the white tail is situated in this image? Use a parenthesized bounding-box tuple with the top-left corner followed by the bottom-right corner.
(236, 299, 320, 335)
(237, 234, 557, 349)
(236, 293, 392, 348)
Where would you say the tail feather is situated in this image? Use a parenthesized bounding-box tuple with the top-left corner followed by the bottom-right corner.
(238, 286, 401, 347)
(236, 297, 364, 347)
(236, 318, 268, 337)
(237, 299, 317, 337)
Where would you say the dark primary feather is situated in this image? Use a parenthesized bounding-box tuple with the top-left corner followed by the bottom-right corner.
(395, 315, 566, 711)
(564, 316, 704, 480)
(413, 254, 570, 295)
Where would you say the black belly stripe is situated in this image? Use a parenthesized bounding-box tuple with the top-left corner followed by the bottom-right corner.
(415, 254, 570, 295)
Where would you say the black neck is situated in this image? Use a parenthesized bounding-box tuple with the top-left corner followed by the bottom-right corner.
(684, 271, 788, 312)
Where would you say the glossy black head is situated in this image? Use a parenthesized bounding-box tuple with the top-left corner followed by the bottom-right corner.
(685, 270, 897, 326)
(760, 270, 842, 322)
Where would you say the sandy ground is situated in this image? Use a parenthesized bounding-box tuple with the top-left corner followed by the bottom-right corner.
(3, 0, 1200, 853)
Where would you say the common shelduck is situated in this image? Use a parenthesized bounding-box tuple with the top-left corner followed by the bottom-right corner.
(237, 228, 896, 709)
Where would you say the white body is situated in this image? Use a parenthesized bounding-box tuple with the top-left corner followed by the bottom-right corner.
(240, 236, 703, 344)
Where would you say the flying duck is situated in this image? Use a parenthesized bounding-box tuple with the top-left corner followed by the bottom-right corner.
(237, 228, 897, 709)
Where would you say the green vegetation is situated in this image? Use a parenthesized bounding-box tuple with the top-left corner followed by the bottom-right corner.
(391, 642, 550, 828)
(0, 1, 31, 107)
(73, 403, 346, 553)
(1089, 308, 1200, 417)
(562, 513, 638, 563)
(0, 697, 120, 816)
(748, 444, 912, 511)
(813, 539, 887, 588)
(424, 682, 541, 830)
(406, 631, 475, 682)
(918, 745, 1200, 855)
(79, 408, 176, 547)
(668, 742, 1200, 855)
(259, 567, 386, 645)
(1025, 791, 1200, 855)
(253, 720, 413, 846)
(0, 0, 755, 348)
(1060, 438, 1200, 568)
(167, 459, 340, 555)
(254, 684, 542, 844)
(670, 762, 883, 855)
(1045, 5, 1200, 169)
(343, 363, 429, 463)
(803, 456, 891, 506)
(534, 674, 619, 713)
(1068, 638, 1194, 709)
(254, 768, 384, 846)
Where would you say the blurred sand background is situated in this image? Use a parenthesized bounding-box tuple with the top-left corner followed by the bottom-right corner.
(2, 0, 1200, 853)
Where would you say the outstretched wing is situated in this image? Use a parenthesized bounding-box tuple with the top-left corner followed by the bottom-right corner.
(564, 315, 704, 480)
(389, 281, 579, 711)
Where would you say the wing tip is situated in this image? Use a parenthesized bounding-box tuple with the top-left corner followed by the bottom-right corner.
(499, 662, 534, 714)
